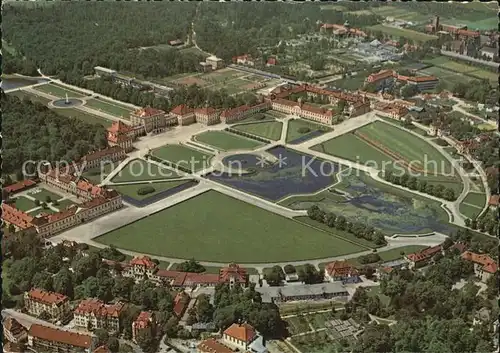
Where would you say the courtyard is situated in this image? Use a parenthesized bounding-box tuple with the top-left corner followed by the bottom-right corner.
(193, 130, 264, 151)
(95, 190, 365, 263)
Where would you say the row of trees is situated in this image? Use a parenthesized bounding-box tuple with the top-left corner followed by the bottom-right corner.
(307, 205, 387, 246)
(263, 264, 323, 286)
(383, 171, 457, 201)
(2, 92, 108, 175)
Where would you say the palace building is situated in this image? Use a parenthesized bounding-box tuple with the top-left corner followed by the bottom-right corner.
(107, 121, 135, 152)
(169, 104, 196, 126)
(130, 107, 167, 133)
(219, 102, 271, 124)
(79, 146, 126, 171)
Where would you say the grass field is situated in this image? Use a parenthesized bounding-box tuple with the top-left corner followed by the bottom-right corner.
(233, 121, 283, 141)
(366, 24, 438, 42)
(424, 56, 497, 83)
(111, 159, 182, 183)
(463, 192, 486, 208)
(112, 180, 191, 201)
(95, 190, 365, 263)
(33, 83, 87, 98)
(459, 192, 486, 219)
(27, 188, 63, 202)
(194, 131, 263, 151)
(84, 98, 133, 118)
(419, 66, 472, 89)
(366, 286, 391, 306)
(8, 90, 52, 105)
(459, 203, 482, 220)
(82, 163, 116, 184)
(286, 119, 331, 143)
(51, 108, 113, 127)
(329, 72, 370, 91)
(13, 196, 37, 211)
(151, 144, 214, 172)
(56, 199, 77, 210)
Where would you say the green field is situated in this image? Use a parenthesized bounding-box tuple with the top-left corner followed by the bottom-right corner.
(27, 188, 63, 202)
(13, 196, 37, 211)
(459, 203, 482, 220)
(424, 57, 497, 83)
(56, 199, 77, 210)
(33, 83, 87, 98)
(82, 163, 116, 184)
(329, 72, 370, 91)
(95, 191, 365, 263)
(84, 98, 133, 118)
(233, 121, 283, 141)
(366, 24, 438, 42)
(8, 90, 52, 105)
(194, 131, 263, 151)
(112, 180, 191, 201)
(51, 108, 113, 127)
(111, 159, 182, 183)
(151, 144, 214, 172)
(286, 119, 330, 143)
(459, 192, 486, 219)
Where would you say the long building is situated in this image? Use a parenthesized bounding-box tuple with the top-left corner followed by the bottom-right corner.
(366, 69, 439, 91)
(256, 282, 349, 303)
(28, 324, 96, 353)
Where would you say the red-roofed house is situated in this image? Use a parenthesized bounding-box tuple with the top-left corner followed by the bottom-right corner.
(173, 292, 191, 319)
(3, 318, 27, 344)
(132, 311, 156, 343)
(397, 75, 439, 91)
(24, 289, 70, 320)
(488, 195, 499, 208)
(170, 104, 196, 126)
(107, 121, 134, 152)
(219, 263, 249, 288)
(365, 70, 395, 90)
(74, 299, 126, 332)
(122, 255, 158, 282)
(28, 324, 96, 353)
(222, 323, 257, 351)
(4, 179, 37, 195)
(461, 251, 498, 282)
(1, 203, 35, 232)
(232, 54, 255, 66)
(130, 107, 167, 133)
(197, 338, 233, 353)
(405, 245, 443, 268)
(324, 261, 360, 283)
(266, 57, 277, 66)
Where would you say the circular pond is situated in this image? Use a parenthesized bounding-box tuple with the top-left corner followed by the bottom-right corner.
(51, 98, 85, 108)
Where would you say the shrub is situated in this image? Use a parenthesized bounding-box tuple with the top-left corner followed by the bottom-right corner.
(137, 186, 155, 195)
(297, 127, 311, 134)
(254, 114, 265, 120)
(435, 139, 448, 146)
(284, 264, 296, 274)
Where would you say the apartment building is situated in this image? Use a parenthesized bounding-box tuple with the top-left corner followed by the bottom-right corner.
(73, 299, 126, 332)
(28, 324, 96, 353)
(24, 289, 70, 321)
(461, 251, 498, 282)
(132, 311, 156, 343)
(3, 318, 27, 344)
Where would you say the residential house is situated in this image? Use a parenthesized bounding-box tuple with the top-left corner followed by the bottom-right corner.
(27, 324, 96, 353)
(73, 299, 126, 332)
(132, 311, 156, 343)
(232, 54, 255, 66)
(3, 318, 27, 344)
(24, 289, 70, 321)
(122, 256, 158, 282)
(266, 57, 277, 66)
(222, 323, 268, 353)
(461, 251, 497, 282)
(488, 195, 499, 209)
(373, 101, 409, 120)
(324, 260, 361, 284)
(218, 263, 248, 288)
(405, 245, 442, 269)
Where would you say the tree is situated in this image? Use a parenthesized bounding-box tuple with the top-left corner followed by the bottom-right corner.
(136, 329, 156, 353)
(53, 267, 74, 298)
(400, 84, 419, 98)
(107, 337, 120, 353)
(283, 264, 296, 274)
(176, 259, 205, 273)
(94, 329, 109, 347)
(264, 266, 285, 286)
(298, 264, 322, 284)
(443, 188, 455, 201)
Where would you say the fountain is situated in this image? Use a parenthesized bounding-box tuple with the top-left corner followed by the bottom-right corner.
(51, 93, 85, 108)
(65, 93, 70, 105)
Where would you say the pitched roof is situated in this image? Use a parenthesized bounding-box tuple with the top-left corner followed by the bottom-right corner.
(170, 104, 194, 116)
(406, 245, 442, 262)
(488, 195, 499, 206)
(461, 251, 498, 273)
(219, 263, 247, 284)
(28, 325, 93, 349)
(1, 203, 34, 229)
(74, 299, 125, 318)
(325, 260, 358, 277)
(133, 311, 154, 330)
(132, 106, 165, 117)
(130, 256, 157, 268)
(197, 338, 233, 353)
(173, 292, 190, 317)
(4, 179, 37, 194)
(367, 70, 395, 82)
(80, 146, 124, 163)
(107, 121, 133, 134)
(27, 289, 69, 306)
(223, 323, 256, 343)
(195, 107, 217, 116)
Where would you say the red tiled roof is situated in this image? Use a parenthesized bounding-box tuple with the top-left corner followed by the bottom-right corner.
(93, 346, 111, 353)
(27, 289, 68, 306)
(219, 263, 247, 284)
(130, 256, 157, 268)
(28, 325, 93, 349)
(367, 70, 395, 82)
(184, 273, 220, 286)
(488, 195, 499, 206)
(406, 245, 442, 263)
(1, 203, 34, 229)
(457, 29, 480, 37)
(462, 251, 498, 273)
(4, 179, 36, 194)
(173, 292, 190, 318)
(195, 107, 217, 116)
(223, 323, 256, 343)
(74, 299, 125, 318)
(133, 311, 154, 330)
(81, 146, 124, 163)
(107, 121, 132, 134)
(197, 338, 233, 353)
(220, 104, 250, 118)
(170, 104, 194, 116)
(325, 260, 358, 277)
(132, 106, 165, 117)
(266, 57, 277, 65)
(398, 75, 438, 83)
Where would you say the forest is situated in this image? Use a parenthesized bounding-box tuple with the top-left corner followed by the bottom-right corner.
(1, 91, 108, 176)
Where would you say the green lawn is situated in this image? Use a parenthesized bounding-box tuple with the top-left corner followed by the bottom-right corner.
(286, 119, 331, 143)
(462, 192, 486, 209)
(13, 196, 37, 211)
(111, 159, 182, 183)
(82, 163, 117, 184)
(233, 121, 283, 141)
(27, 188, 63, 202)
(227, 114, 275, 125)
(51, 108, 113, 127)
(33, 83, 87, 98)
(345, 245, 427, 267)
(84, 98, 133, 118)
(151, 144, 214, 172)
(329, 72, 370, 91)
(55, 199, 77, 211)
(112, 180, 191, 201)
(459, 203, 483, 220)
(95, 191, 366, 263)
(194, 131, 263, 151)
(366, 24, 438, 42)
(366, 286, 390, 306)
